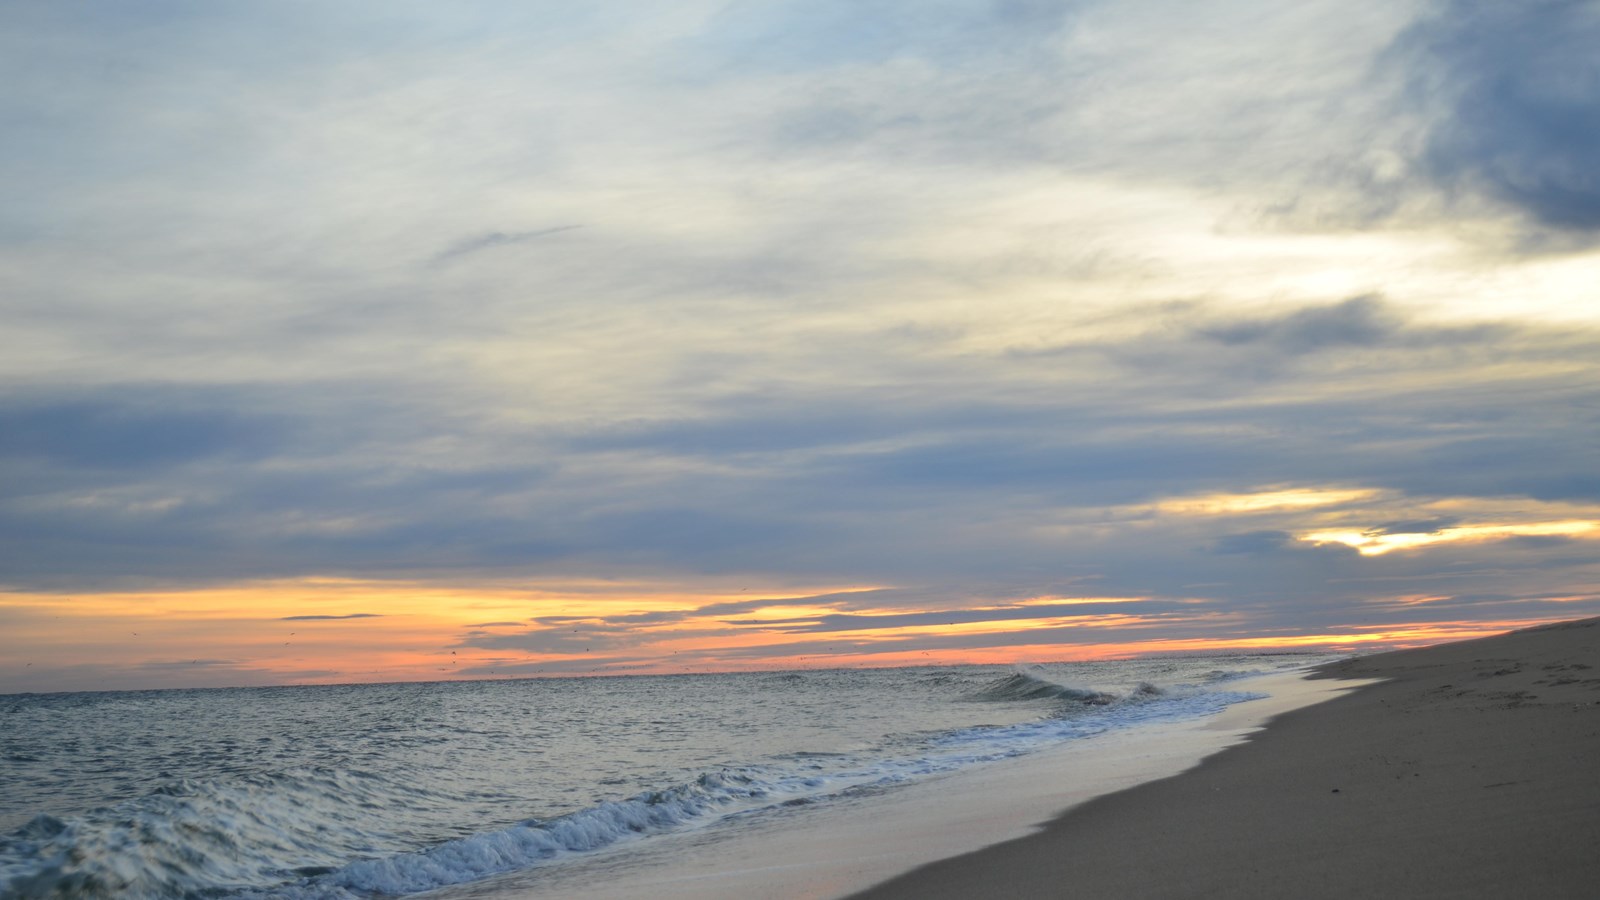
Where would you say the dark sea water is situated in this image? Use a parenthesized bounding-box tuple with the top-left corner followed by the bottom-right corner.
(0, 655, 1327, 898)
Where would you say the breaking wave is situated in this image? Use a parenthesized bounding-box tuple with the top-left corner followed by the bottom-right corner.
(0, 768, 809, 899)
(971, 668, 1164, 706)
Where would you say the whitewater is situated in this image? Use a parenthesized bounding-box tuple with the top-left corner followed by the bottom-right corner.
(0, 655, 1334, 898)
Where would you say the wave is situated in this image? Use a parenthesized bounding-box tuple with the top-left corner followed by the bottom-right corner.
(258, 770, 800, 898)
(970, 669, 1164, 706)
(0, 768, 436, 899)
(1, 666, 1268, 899)
(6, 689, 1205, 900)
(0, 766, 827, 900)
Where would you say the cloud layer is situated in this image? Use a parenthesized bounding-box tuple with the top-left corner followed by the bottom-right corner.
(3, 0, 1598, 690)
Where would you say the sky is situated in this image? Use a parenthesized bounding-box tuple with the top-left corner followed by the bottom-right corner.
(3, 0, 1599, 693)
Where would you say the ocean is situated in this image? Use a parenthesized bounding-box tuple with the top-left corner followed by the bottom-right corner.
(0, 654, 1329, 899)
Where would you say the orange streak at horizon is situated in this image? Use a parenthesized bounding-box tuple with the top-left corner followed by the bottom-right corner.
(0, 578, 889, 689)
(486, 617, 1560, 678)
(2, 575, 1590, 692)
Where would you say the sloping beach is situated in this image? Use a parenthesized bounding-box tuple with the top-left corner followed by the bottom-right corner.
(851, 617, 1600, 899)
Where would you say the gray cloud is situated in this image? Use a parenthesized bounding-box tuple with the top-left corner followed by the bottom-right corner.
(1397, 0, 1600, 237)
(1365, 516, 1460, 536)
(0, 299, 1595, 603)
(1195, 295, 1396, 353)
(0, 394, 284, 470)
(1099, 295, 1520, 385)
(279, 614, 383, 621)
(466, 630, 635, 654)
(1211, 531, 1295, 555)
(525, 601, 780, 628)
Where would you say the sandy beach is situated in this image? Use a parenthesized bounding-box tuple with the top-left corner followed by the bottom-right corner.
(850, 617, 1600, 899)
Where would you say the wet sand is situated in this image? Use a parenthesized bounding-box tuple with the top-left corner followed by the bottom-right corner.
(849, 617, 1600, 899)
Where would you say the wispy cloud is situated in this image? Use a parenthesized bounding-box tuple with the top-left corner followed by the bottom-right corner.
(279, 613, 384, 621)
(430, 226, 583, 265)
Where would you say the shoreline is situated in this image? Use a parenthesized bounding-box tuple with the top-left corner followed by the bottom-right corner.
(451, 666, 1364, 899)
(848, 617, 1600, 899)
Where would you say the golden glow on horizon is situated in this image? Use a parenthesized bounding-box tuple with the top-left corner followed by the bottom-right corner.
(2, 573, 1594, 694)
(0, 578, 895, 689)
(1155, 487, 1383, 516)
(570, 617, 1557, 674)
(1303, 519, 1599, 555)
(775, 612, 1161, 641)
